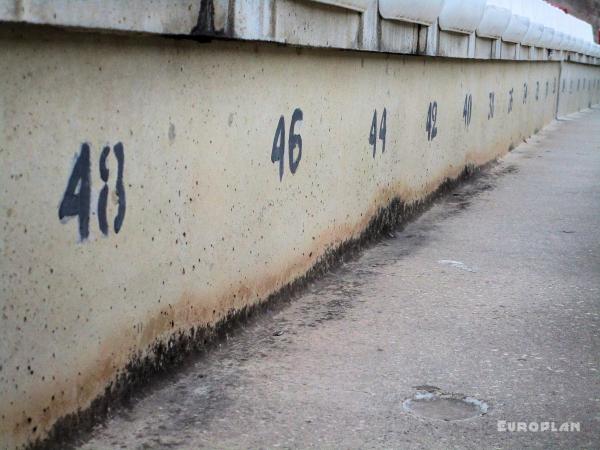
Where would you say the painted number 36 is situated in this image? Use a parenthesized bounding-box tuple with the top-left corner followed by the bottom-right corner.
(59, 142, 126, 241)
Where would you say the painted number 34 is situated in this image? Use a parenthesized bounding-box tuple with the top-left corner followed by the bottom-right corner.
(59, 142, 126, 241)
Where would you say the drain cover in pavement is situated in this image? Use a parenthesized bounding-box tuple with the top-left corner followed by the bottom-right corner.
(402, 387, 489, 421)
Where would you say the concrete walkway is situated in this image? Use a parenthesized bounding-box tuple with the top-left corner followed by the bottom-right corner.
(79, 109, 600, 449)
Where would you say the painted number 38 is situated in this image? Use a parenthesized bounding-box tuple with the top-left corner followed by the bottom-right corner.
(59, 142, 126, 241)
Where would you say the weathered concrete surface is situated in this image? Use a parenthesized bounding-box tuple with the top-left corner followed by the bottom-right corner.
(1, 24, 600, 449)
(1, 1, 598, 62)
(0, 0, 201, 35)
(77, 108, 600, 449)
(558, 61, 600, 115)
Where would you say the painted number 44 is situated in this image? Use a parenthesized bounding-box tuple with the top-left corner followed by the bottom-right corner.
(369, 108, 387, 157)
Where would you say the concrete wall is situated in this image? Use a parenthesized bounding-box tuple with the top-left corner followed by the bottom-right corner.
(1, 24, 600, 449)
(557, 60, 600, 114)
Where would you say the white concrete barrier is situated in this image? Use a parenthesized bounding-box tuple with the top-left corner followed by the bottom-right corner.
(477, 0, 511, 39)
(502, 0, 530, 45)
(438, 0, 486, 34)
(0, 0, 597, 61)
(519, 0, 544, 48)
(378, 0, 445, 26)
(548, 3, 565, 50)
(310, 0, 370, 12)
(539, 26, 555, 50)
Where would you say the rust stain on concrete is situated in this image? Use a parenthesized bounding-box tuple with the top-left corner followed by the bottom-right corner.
(4, 151, 503, 447)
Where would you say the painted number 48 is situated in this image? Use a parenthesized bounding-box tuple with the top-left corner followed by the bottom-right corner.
(59, 142, 126, 241)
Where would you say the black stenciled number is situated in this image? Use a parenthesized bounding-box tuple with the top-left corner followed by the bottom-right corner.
(535, 81, 540, 101)
(426, 101, 438, 141)
(272, 108, 303, 180)
(488, 92, 495, 120)
(97, 142, 126, 235)
(463, 94, 472, 127)
(562, 79, 566, 93)
(98, 146, 110, 235)
(113, 143, 126, 233)
(545, 80, 549, 98)
(59, 144, 91, 240)
(523, 83, 528, 104)
(369, 109, 377, 156)
(508, 88, 514, 113)
(271, 116, 286, 181)
(369, 108, 387, 157)
(288, 109, 303, 175)
(379, 108, 387, 153)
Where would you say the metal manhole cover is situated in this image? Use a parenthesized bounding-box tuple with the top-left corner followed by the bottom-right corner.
(403, 386, 489, 421)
